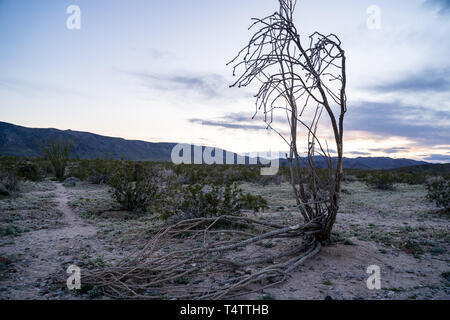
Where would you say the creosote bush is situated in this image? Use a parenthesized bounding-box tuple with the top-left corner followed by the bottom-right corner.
(108, 162, 159, 212)
(166, 182, 244, 224)
(16, 161, 42, 181)
(239, 192, 268, 212)
(0, 170, 19, 195)
(396, 172, 427, 185)
(157, 169, 270, 223)
(426, 175, 450, 211)
(68, 158, 116, 184)
(183, 183, 241, 216)
(365, 170, 396, 190)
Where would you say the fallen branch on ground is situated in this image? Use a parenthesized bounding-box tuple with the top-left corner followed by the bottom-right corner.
(80, 214, 324, 299)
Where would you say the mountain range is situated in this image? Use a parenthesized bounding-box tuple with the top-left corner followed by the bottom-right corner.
(0, 121, 429, 170)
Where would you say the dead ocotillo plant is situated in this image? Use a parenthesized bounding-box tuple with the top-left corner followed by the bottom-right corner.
(80, 0, 346, 299)
(228, 0, 347, 243)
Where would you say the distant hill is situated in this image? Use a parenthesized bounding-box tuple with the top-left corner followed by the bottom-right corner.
(393, 163, 450, 174)
(0, 121, 176, 161)
(278, 156, 428, 170)
(343, 157, 428, 170)
(0, 121, 254, 164)
(0, 121, 430, 169)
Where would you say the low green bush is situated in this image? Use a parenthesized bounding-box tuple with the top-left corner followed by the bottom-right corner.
(365, 170, 396, 190)
(426, 175, 450, 211)
(0, 170, 19, 195)
(239, 192, 268, 212)
(108, 162, 160, 212)
(15, 161, 42, 181)
(178, 182, 243, 219)
(396, 172, 427, 185)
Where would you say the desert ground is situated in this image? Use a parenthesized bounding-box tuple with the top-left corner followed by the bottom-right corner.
(0, 177, 448, 300)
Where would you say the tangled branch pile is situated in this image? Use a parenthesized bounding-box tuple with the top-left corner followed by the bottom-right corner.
(82, 215, 322, 299)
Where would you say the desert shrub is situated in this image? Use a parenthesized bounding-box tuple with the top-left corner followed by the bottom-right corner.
(16, 160, 42, 181)
(39, 160, 53, 176)
(365, 170, 395, 190)
(69, 159, 90, 181)
(171, 164, 268, 186)
(89, 159, 114, 184)
(259, 174, 283, 187)
(426, 175, 450, 211)
(223, 167, 244, 184)
(68, 159, 116, 184)
(400, 239, 424, 256)
(177, 182, 243, 219)
(239, 192, 268, 212)
(395, 172, 427, 185)
(342, 174, 358, 182)
(0, 170, 19, 195)
(88, 159, 117, 184)
(42, 139, 74, 181)
(353, 170, 370, 180)
(108, 162, 159, 212)
(165, 179, 270, 224)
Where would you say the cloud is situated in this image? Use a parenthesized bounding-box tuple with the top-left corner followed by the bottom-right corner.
(424, 154, 450, 161)
(371, 68, 450, 93)
(127, 71, 232, 99)
(346, 101, 450, 146)
(424, 0, 450, 14)
(189, 112, 270, 131)
(189, 112, 289, 133)
(368, 147, 410, 154)
(189, 117, 266, 131)
(149, 49, 171, 60)
(348, 151, 371, 156)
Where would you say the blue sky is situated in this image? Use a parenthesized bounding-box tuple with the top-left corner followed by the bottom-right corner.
(0, 0, 449, 162)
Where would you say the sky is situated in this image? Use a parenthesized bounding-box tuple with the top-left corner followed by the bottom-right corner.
(0, 0, 450, 162)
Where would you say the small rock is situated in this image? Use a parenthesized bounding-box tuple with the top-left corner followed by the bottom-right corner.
(344, 272, 355, 280)
(322, 271, 338, 280)
(22, 259, 32, 266)
(40, 290, 49, 296)
(0, 183, 10, 196)
(63, 177, 80, 187)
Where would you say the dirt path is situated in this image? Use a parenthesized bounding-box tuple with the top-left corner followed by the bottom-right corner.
(0, 183, 100, 299)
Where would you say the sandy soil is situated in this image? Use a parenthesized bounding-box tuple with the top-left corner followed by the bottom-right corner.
(0, 180, 449, 300)
(245, 239, 449, 300)
(0, 183, 108, 299)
